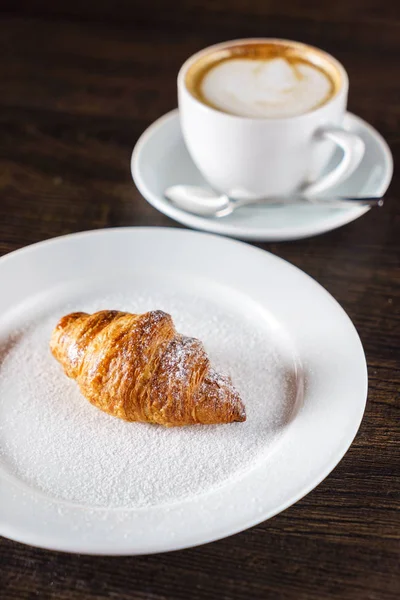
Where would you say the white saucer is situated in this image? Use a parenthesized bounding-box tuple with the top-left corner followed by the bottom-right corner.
(132, 110, 392, 242)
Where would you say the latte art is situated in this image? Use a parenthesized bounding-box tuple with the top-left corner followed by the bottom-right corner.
(202, 57, 333, 118)
(185, 41, 341, 119)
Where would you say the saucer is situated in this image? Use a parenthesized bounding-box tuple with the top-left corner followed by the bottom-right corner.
(132, 110, 392, 242)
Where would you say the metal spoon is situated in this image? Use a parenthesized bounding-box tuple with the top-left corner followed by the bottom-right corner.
(165, 185, 384, 218)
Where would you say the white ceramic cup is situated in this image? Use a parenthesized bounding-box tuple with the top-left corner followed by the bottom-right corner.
(178, 39, 365, 198)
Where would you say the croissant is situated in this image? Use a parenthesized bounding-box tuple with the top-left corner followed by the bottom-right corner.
(50, 310, 246, 426)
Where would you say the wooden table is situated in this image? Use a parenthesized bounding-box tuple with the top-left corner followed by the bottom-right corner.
(0, 2, 399, 599)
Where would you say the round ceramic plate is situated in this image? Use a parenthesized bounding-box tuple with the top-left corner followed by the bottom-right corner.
(132, 110, 392, 241)
(0, 228, 367, 554)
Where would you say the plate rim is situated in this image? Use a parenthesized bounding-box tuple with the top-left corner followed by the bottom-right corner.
(0, 227, 368, 554)
(131, 109, 393, 242)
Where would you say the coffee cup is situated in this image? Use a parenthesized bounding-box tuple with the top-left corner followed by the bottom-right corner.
(178, 39, 365, 198)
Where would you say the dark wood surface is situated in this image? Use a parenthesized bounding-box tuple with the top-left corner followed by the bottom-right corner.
(0, 2, 399, 599)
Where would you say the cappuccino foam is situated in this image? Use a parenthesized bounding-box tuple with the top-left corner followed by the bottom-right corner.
(202, 57, 332, 118)
(185, 41, 341, 119)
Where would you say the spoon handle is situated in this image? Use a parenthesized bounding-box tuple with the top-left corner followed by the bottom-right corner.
(233, 195, 384, 208)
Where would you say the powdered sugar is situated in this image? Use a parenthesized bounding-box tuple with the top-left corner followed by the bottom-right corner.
(0, 285, 300, 509)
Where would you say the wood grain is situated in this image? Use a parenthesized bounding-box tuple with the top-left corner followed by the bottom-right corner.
(0, 3, 399, 599)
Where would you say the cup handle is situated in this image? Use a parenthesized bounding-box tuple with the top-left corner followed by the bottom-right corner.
(302, 126, 365, 196)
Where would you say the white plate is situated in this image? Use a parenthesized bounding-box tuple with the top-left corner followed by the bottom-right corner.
(0, 228, 367, 554)
(132, 110, 392, 241)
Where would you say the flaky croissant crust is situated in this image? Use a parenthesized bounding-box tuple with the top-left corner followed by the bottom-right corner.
(50, 310, 246, 426)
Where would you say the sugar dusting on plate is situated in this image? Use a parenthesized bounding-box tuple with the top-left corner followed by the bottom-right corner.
(0, 290, 300, 509)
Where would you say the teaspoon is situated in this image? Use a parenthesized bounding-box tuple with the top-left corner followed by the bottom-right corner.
(164, 185, 384, 218)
